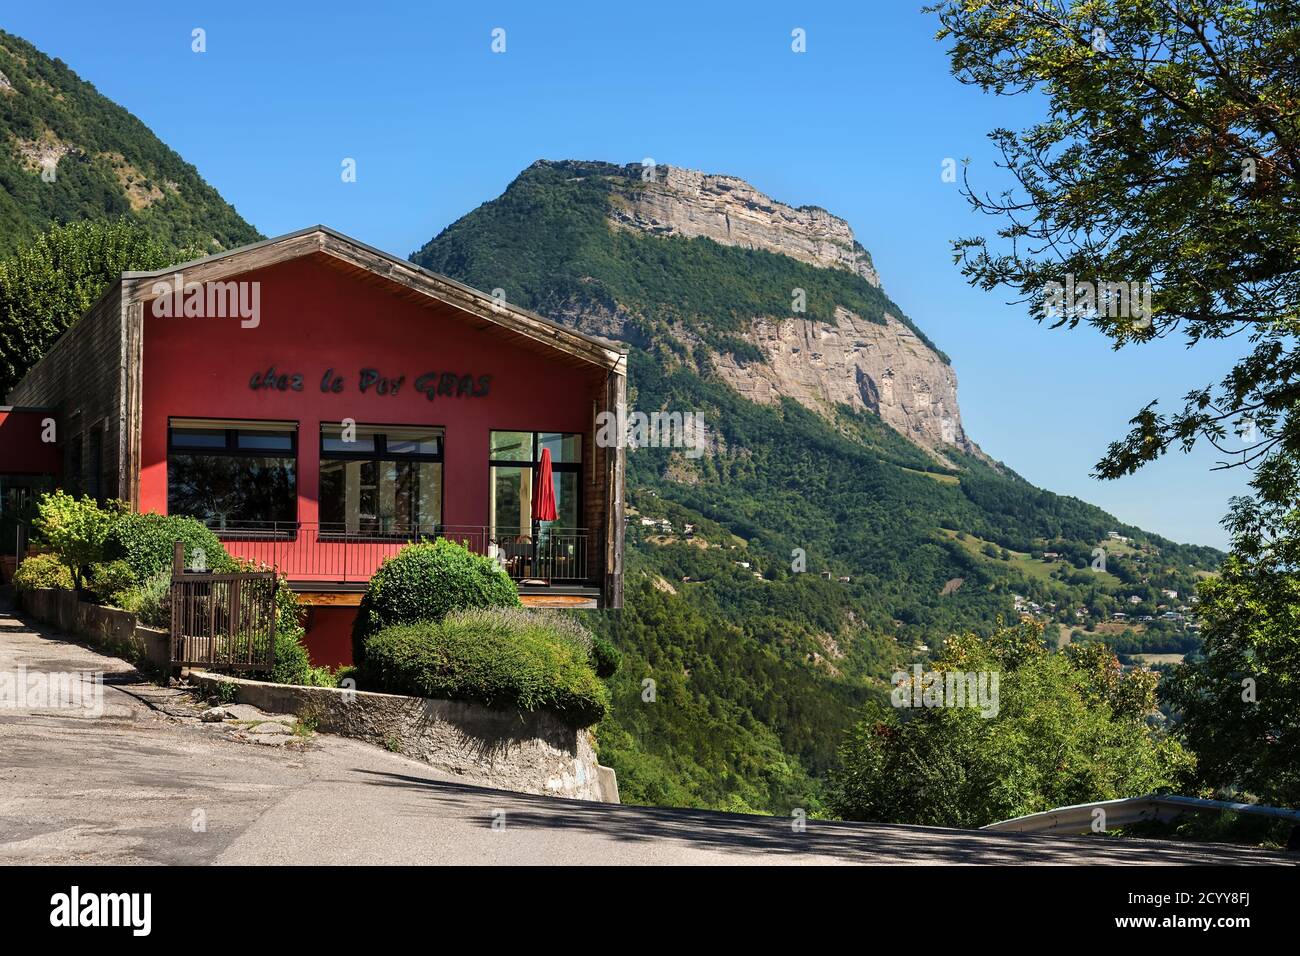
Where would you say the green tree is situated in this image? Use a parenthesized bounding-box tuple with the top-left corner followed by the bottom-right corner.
(33, 491, 121, 590)
(826, 621, 1192, 827)
(930, 0, 1300, 808)
(1162, 453, 1300, 807)
(929, 0, 1299, 477)
(0, 218, 182, 394)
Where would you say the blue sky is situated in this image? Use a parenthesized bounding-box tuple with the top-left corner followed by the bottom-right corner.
(5, 0, 1251, 548)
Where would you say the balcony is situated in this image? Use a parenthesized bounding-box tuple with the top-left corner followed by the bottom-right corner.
(206, 521, 591, 586)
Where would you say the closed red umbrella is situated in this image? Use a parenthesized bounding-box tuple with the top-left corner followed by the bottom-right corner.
(532, 447, 558, 522)
(528, 447, 558, 582)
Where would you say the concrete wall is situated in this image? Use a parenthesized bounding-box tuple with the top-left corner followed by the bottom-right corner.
(189, 670, 620, 804)
(17, 587, 169, 673)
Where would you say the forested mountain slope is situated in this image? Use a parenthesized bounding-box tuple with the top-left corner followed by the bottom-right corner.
(0, 29, 259, 256)
(413, 160, 1220, 812)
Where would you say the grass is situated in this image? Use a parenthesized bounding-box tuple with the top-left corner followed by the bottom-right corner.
(939, 529, 1122, 587)
(899, 466, 960, 485)
(1128, 652, 1186, 666)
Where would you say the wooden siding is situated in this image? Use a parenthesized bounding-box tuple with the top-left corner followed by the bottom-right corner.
(6, 284, 130, 502)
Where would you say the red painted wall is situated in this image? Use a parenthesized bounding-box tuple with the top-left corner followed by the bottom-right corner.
(0, 408, 61, 475)
(300, 606, 357, 668)
(139, 255, 607, 667)
(139, 255, 605, 526)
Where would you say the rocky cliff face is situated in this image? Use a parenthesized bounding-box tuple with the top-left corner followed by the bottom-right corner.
(601, 163, 980, 463)
(608, 165, 881, 286)
(709, 307, 979, 464)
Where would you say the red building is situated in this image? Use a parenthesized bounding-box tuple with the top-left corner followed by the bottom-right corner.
(0, 406, 61, 581)
(5, 227, 627, 665)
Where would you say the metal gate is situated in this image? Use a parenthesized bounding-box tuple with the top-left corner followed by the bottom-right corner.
(169, 543, 278, 671)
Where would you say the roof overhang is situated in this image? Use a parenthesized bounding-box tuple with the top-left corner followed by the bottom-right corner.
(123, 225, 628, 375)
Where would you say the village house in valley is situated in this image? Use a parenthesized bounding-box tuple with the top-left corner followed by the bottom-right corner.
(2, 227, 628, 665)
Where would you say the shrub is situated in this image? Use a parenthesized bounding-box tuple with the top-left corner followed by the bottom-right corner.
(362, 613, 610, 727)
(448, 606, 592, 652)
(449, 606, 619, 677)
(119, 568, 173, 628)
(236, 568, 334, 688)
(87, 560, 137, 606)
(270, 629, 335, 687)
(351, 539, 520, 666)
(589, 635, 622, 679)
(33, 491, 122, 588)
(104, 511, 231, 583)
(12, 552, 73, 592)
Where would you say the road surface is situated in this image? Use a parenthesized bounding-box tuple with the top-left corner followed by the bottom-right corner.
(1, 605, 1293, 865)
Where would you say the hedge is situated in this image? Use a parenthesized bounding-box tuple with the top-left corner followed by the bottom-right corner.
(103, 512, 232, 584)
(351, 539, 520, 666)
(362, 609, 610, 727)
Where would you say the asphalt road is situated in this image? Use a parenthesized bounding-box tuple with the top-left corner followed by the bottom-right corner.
(1, 606, 1294, 866)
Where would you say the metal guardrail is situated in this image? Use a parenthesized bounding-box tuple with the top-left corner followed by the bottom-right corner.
(205, 521, 590, 585)
(983, 794, 1300, 835)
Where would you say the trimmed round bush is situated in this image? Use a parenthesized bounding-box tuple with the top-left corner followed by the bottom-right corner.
(104, 512, 232, 583)
(351, 539, 520, 666)
(362, 610, 610, 727)
(12, 552, 74, 592)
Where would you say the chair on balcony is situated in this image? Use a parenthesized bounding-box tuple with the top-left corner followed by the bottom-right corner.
(498, 535, 532, 580)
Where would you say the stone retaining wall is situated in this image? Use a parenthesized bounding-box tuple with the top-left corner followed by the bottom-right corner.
(12, 587, 619, 803)
(189, 671, 620, 804)
(17, 587, 169, 673)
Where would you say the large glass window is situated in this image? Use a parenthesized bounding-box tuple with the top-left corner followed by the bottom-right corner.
(488, 431, 582, 539)
(167, 419, 297, 529)
(319, 424, 443, 536)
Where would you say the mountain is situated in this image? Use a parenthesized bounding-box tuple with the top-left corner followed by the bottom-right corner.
(0, 29, 259, 256)
(414, 160, 977, 465)
(413, 160, 1221, 812)
(0, 22, 1218, 814)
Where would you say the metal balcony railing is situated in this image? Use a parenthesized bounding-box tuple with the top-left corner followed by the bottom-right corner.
(204, 520, 590, 586)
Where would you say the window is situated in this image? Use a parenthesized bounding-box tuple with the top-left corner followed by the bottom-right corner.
(319, 424, 443, 535)
(488, 431, 582, 541)
(167, 419, 297, 529)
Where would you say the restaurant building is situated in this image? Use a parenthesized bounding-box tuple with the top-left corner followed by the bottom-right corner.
(4, 226, 627, 665)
